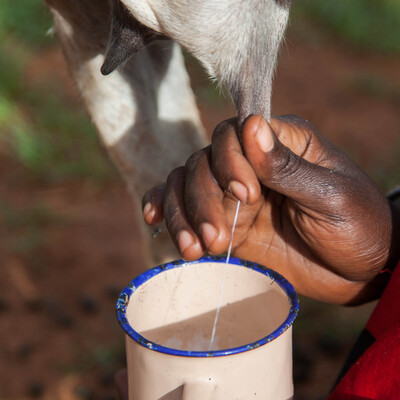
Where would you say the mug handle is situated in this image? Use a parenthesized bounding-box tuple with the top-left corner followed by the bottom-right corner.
(182, 379, 216, 400)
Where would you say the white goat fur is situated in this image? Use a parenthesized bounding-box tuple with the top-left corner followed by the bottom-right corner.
(45, 0, 291, 271)
(118, 0, 291, 121)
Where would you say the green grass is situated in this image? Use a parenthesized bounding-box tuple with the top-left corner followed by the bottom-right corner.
(292, 0, 400, 54)
(0, 1, 116, 184)
(1, 1, 398, 187)
(5, 94, 115, 183)
(0, 79, 115, 183)
(0, 0, 53, 47)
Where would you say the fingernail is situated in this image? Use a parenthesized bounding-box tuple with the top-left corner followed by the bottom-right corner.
(143, 202, 155, 221)
(229, 181, 248, 203)
(177, 230, 194, 253)
(255, 118, 274, 153)
(200, 223, 218, 249)
(143, 203, 152, 217)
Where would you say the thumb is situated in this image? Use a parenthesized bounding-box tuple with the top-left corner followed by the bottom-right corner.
(242, 115, 342, 210)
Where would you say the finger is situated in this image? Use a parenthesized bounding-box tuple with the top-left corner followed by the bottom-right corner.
(142, 183, 166, 225)
(242, 115, 349, 212)
(163, 167, 205, 260)
(115, 369, 129, 400)
(272, 115, 375, 183)
(211, 119, 261, 204)
(184, 148, 232, 255)
(270, 115, 316, 159)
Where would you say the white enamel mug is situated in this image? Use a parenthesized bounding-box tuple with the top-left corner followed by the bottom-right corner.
(117, 256, 299, 400)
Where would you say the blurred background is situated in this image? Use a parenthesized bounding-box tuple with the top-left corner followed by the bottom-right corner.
(0, 1, 399, 399)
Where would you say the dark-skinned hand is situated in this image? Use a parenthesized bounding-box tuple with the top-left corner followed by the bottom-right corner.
(142, 115, 395, 305)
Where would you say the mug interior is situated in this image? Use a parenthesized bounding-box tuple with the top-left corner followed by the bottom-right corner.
(117, 256, 298, 357)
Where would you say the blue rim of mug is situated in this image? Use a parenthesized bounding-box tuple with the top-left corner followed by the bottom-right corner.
(116, 256, 299, 358)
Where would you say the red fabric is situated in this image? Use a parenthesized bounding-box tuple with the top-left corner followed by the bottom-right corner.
(329, 322, 400, 399)
(366, 261, 400, 339)
(329, 261, 400, 400)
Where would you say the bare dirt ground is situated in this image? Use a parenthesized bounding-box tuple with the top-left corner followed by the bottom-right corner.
(1, 32, 399, 400)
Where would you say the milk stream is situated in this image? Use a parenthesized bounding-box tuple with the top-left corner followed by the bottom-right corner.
(209, 200, 241, 350)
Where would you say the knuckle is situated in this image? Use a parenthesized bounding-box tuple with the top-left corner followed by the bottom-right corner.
(184, 192, 206, 221)
(277, 114, 308, 127)
(164, 204, 183, 229)
(144, 183, 165, 203)
(212, 118, 237, 139)
(276, 114, 317, 136)
(270, 148, 302, 181)
(185, 190, 222, 226)
(212, 119, 238, 150)
(184, 149, 207, 175)
(166, 166, 184, 186)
